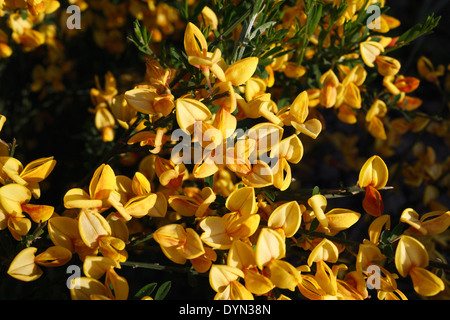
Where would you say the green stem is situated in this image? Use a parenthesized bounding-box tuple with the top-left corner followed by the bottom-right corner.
(121, 261, 206, 276)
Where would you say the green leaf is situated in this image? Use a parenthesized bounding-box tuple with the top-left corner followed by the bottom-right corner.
(204, 174, 214, 188)
(309, 218, 320, 232)
(264, 189, 276, 202)
(154, 281, 171, 300)
(312, 186, 320, 195)
(306, 2, 323, 39)
(133, 283, 157, 300)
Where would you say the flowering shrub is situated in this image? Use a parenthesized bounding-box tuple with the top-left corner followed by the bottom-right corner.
(0, 0, 449, 300)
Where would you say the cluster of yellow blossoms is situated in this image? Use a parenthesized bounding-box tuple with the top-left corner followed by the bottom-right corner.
(0, 0, 449, 300)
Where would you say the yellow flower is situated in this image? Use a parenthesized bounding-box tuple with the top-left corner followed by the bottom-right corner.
(127, 127, 169, 154)
(356, 240, 385, 274)
(395, 235, 445, 297)
(227, 240, 274, 295)
(64, 164, 116, 211)
(78, 209, 127, 262)
(307, 194, 329, 231)
(168, 186, 216, 218)
(359, 41, 384, 68)
(270, 134, 303, 191)
(400, 208, 450, 236)
(267, 201, 302, 238)
(0, 183, 54, 240)
(358, 155, 389, 216)
(417, 56, 445, 83)
(154, 156, 187, 190)
(255, 228, 302, 291)
(26, 0, 59, 16)
(175, 97, 212, 134)
(69, 269, 129, 300)
(184, 22, 225, 83)
(319, 69, 339, 108)
(278, 90, 322, 139)
(0, 30, 13, 59)
(124, 87, 175, 117)
(366, 99, 387, 140)
(200, 187, 259, 249)
(375, 55, 401, 77)
(0, 156, 56, 198)
(307, 238, 339, 266)
(7, 246, 72, 282)
(209, 264, 253, 300)
(47, 216, 98, 261)
(153, 223, 205, 264)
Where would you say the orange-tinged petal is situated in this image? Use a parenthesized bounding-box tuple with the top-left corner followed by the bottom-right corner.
(368, 117, 387, 140)
(362, 185, 384, 217)
(7, 247, 42, 282)
(225, 57, 259, 86)
(395, 76, 420, 93)
(375, 55, 401, 77)
(21, 204, 54, 223)
(78, 209, 111, 248)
